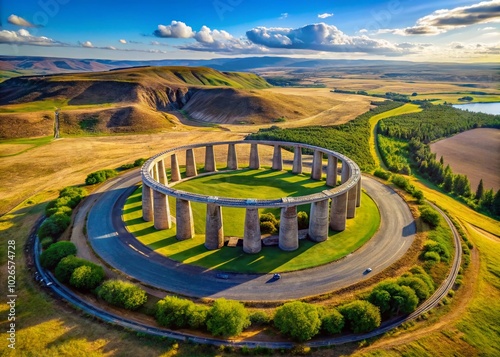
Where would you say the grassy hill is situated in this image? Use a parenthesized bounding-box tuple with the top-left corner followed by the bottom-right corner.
(0, 66, 271, 138)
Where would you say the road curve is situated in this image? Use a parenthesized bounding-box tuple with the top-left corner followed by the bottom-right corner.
(86, 170, 416, 301)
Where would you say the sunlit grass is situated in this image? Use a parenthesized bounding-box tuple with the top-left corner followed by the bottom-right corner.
(124, 169, 380, 273)
(0, 136, 53, 157)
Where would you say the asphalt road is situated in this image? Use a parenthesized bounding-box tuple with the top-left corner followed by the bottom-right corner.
(87, 171, 416, 301)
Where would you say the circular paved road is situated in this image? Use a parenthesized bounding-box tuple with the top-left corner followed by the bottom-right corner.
(87, 170, 415, 301)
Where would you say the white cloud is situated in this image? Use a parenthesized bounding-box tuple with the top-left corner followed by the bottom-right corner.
(479, 26, 496, 30)
(81, 41, 93, 48)
(385, 0, 500, 36)
(154, 20, 195, 38)
(246, 23, 404, 54)
(279, 13, 288, 19)
(7, 14, 37, 28)
(119, 39, 127, 44)
(0, 29, 64, 46)
(150, 40, 169, 47)
(318, 13, 334, 19)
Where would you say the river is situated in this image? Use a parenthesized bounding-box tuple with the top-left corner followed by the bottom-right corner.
(453, 102, 500, 115)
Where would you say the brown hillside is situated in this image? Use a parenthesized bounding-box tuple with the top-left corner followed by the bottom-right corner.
(183, 88, 337, 124)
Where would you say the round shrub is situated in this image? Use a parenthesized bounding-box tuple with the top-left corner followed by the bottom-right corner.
(40, 241, 77, 269)
(38, 212, 71, 240)
(59, 186, 87, 204)
(189, 305, 209, 329)
(398, 276, 430, 302)
(260, 213, 278, 226)
(69, 264, 104, 290)
(339, 300, 381, 333)
(297, 211, 309, 229)
(260, 221, 276, 234)
(322, 309, 345, 334)
(206, 298, 250, 337)
(134, 158, 147, 167)
(274, 301, 321, 342)
(250, 310, 272, 326)
(374, 169, 391, 180)
(97, 279, 147, 310)
(85, 169, 117, 185)
(156, 296, 195, 328)
(419, 206, 440, 227)
(422, 240, 449, 261)
(55, 255, 90, 282)
(40, 237, 54, 249)
(424, 251, 441, 262)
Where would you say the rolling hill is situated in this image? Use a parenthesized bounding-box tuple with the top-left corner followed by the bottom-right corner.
(0, 66, 277, 138)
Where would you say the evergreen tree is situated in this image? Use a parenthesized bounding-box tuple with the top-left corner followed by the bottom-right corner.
(443, 172, 454, 192)
(481, 189, 495, 211)
(493, 190, 500, 216)
(475, 179, 484, 201)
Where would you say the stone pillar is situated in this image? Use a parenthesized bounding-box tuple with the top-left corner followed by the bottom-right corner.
(311, 150, 323, 180)
(204, 145, 216, 172)
(330, 192, 348, 231)
(249, 143, 260, 169)
(272, 145, 283, 171)
(186, 149, 197, 177)
(176, 198, 194, 240)
(347, 185, 358, 219)
(153, 190, 171, 230)
(205, 204, 224, 250)
(142, 183, 153, 222)
(356, 178, 362, 207)
(341, 161, 350, 184)
(227, 143, 238, 170)
(292, 146, 302, 174)
(158, 159, 168, 185)
(279, 206, 299, 251)
(171, 154, 181, 182)
(308, 199, 329, 242)
(243, 208, 261, 254)
(326, 156, 338, 187)
(153, 163, 159, 182)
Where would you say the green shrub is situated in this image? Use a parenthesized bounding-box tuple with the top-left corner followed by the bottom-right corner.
(59, 186, 87, 204)
(156, 296, 195, 328)
(134, 158, 147, 167)
(369, 280, 419, 315)
(424, 251, 441, 262)
(322, 309, 345, 334)
(249, 310, 272, 325)
(97, 279, 147, 310)
(119, 163, 135, 170)
(206, 298, 250, 337)
(40, 241, 77, 269)
(188, 305, 209, 329)
(69, 264, 104, 290)
(85, 169, 117, 185)
(260, 221, 276, 234)
(297, 211, 309, 229)
(397, 276, 430, 302)
(40, 237, 54, 249)
(373, 169, 391, 180)
(55, 255, 102, 283)
(339, 300, 381, 333)
(391, 174, 411, 191)
(419, 205, 440, 227)
(274, 301, 321, 342)
(260, 213, 278, 226)
(38, 212, 71, 240)
(422, 240, 449, 261)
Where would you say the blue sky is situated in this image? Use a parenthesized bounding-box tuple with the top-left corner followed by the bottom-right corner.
(1, 0, 499, 62)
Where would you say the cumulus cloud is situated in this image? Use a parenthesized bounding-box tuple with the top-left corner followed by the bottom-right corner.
(246, 23, 403, 54)
(7, 14, 37, 27)
(0, 29, 64, 46)
(318, 13, 334, 19)
(80, 41, 93, 48)
(154, 20, 194, 38)
(386, 0, 500, 36)
(119, 39, 127, 44)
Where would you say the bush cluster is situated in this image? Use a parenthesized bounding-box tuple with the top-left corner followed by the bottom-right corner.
(85, 169, 117, 185)
(55, 255, 104, 290)
(40, 241, 77, 269)
(97, 279, 147, 310)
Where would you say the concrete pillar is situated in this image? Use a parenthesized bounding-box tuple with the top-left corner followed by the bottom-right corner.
(158, 159, 168, 185)
(326, 156, 338, 187)
(243, 208, 261, 254)
(279, 206, 299, 251)
(356, 178, 362, 207)
(330, 192, 348, 231)
(272, 145, 283, 171)
(153, 190, 171, 230)
(308, 199, 329, 242)
(311, 150, 323, 180)
(249, 143, 260, 169)
(205, 204, 224, 250)
(227, 143, 238, 170)
(171, 154, 181, 182)
(186, 149, 197, 177)
(142, 183, 153, 222)
(292, 146, 303, 174)
(347, 185, 358, 219)
(153, 163, 159, 182)
(204, 145, 216, 172)
(341, 161, 350, 184)
(176, 198, 194, 240)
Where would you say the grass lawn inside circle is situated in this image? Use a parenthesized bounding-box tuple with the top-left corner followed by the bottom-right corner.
(123, 168, 380, 273)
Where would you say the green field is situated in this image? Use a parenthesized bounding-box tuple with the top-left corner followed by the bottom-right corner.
(123, 169, 380, 273)
(413, 93, 500, 104)
(0, 99, 117, 113)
